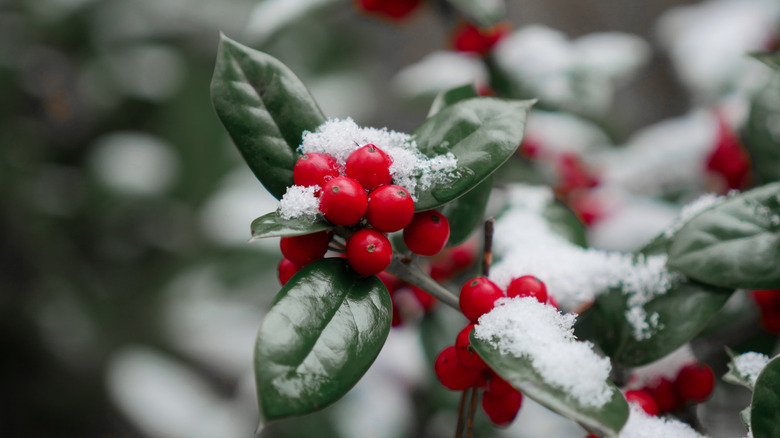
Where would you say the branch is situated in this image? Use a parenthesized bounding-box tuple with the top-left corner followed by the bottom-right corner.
(385, 257, 460, 310)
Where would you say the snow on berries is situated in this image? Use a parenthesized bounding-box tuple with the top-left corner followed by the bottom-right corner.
(275, 117, 459, 277)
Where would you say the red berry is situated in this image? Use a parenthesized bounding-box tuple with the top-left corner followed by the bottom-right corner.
(506, 275, 548, 304)
(452, 22, 509, 56)
(459, 277, 505, 322)
(278, 257, 301, 286)
(624, 390, 659, 416)
(556, 152, 599, 196)
(761, 309, 780, 334)
(482, 388, 522, 426)
(706, 116, 751, 190)
(403, 210, 450, 256)
(356, 0, 421, 20)
(366, 184, 415, 232)
(434, 345, 482, 391)
(345, 144, 393, 190)
(346, 229, 393, 276)
(319, 176, 368, 225)
(675, 363, 715, 404)
(455, 324, 488, 371)
(751, 289, 780, 310)
(293, 153, 340, 189)
(644, 377, 679, 413)
(279, 231, 330, 266)
(487, 372, 516, 397)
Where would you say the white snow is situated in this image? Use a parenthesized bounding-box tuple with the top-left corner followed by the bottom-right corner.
(731, 351, 771, 387)
(657, 0, 779, 101)
(298, 118, 458, 200)
(596, 110, 717, 196)
(474, 297, 614, 408)
(493, 25, 650, 115)
(392, 51, 489, 100)
(619, 405, 709, 438)
(278, 185, 320, 220)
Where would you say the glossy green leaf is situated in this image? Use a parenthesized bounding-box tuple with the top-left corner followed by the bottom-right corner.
(751, 52, 780, 72)
(249, 211, 330, 241)
(254, 258, 391, 421)
(751, 355, 780, 438)
(440, 175, 492, 247)
(211, 34, 326, 199)
(745, 77, 780, 184)
(667, 183, 780, 290)
(412, 98, 533, 211)
(594, 280, 733, 367)
(470, 333, 629, 437)
(427, 84, 478, 118)
(445, 0, 505, 27)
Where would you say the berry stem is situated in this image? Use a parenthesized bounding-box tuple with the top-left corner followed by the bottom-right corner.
(385, 257, 460, 310)
(455, 390, 468, 438)
(466, 387, 479, 438)
(482, 218, 495, 277)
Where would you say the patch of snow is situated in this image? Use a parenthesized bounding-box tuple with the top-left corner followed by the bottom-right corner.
(474, 297, 613, 408)
(731, 351, 771, 387)
(392, 51, 488, 100)
(278, 185, 320, 220)
(619, 405, 709, 437)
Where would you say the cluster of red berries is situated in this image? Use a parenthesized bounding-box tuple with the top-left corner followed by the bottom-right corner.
(434, 275, 555, 426)
(625, 362, 715, 417)
(378, 242, 478, 326)
(751, 289, 780, 334)
(277, 144, 451, 283)
(705, 114, 751, 191)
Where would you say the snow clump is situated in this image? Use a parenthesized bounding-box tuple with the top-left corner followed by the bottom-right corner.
(474, 297, 614, 408)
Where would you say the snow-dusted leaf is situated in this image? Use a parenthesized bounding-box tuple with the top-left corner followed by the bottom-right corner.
(470, 298, 628, 436)
(445, 0, 505, 27)
(667, 182, 780, 290)
(211, 35, 326, 199)
(254, 258, 391, 421)
(741, 406, 752, 431)
(751, 355, 780, 438)
(249, 211, 330, 241)
(724, 351, 771, 391)
(594, 281, 733, 367)
(412, 98, 533, 210)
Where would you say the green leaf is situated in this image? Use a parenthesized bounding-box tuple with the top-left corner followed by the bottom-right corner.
(751, 355, 780, 438)
(751, 52, 780, 72)
(412, 98, 534, 211)
(211, 34, 326, 199)
(445, 0, 505, 27)
(470, 333, 629, 436)
(250, 211, 330, 241)
(427, 84, 478, 118)
(745, 77, 780, 184)
(254, 258, 391, 421)
(439, 175, 492, 247)
(724, 349, 770, 392)
(667, 183, 780, 290)
(594, 280, 733, 367)
(741, 406, 752, 431)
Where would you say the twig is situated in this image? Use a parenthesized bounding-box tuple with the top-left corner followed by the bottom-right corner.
(466, 386, 479, 438)
(482, 218, 495, 277)
(455, 390, 468, 438)
(385, 257, 460, 309)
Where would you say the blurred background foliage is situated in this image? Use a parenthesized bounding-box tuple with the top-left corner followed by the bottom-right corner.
(1, 0, 779, 437)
